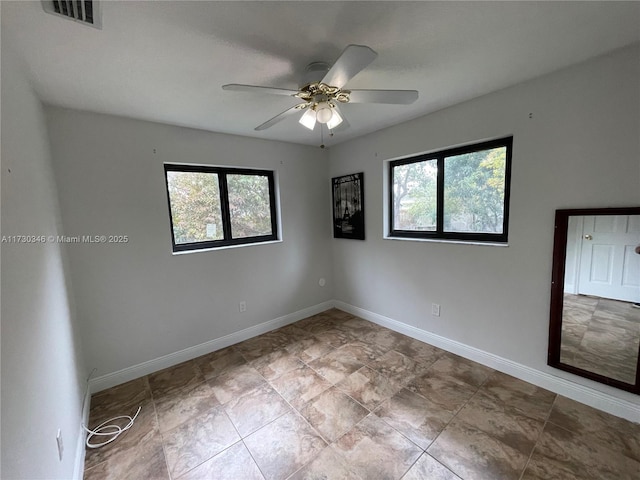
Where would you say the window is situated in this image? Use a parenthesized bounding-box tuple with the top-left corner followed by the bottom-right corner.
(389, 137, 512, 243)
(164, 164, 278, 252)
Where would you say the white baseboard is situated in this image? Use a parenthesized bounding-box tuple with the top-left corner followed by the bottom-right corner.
(334, 301, 640, 423)
(89, 301, 335, 394)
(87, 298, 639, 423)
(73, 387, 91, 480)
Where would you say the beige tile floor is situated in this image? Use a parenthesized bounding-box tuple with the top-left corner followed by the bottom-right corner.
(561, 293, 640, 384)
(84, 309, 640, 480)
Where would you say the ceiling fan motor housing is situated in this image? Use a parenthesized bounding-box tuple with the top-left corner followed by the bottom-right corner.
(300, 62, 330, 88)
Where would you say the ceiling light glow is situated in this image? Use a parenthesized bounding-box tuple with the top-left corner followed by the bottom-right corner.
(315, 102, 333, 124)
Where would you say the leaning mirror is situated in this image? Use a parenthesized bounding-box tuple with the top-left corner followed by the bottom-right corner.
(548, 207, 640, 394)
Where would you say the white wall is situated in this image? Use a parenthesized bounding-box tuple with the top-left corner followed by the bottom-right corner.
(329, 45, 640, 406)
(46, 109, 333, 377)
(1, 45, 88, 478)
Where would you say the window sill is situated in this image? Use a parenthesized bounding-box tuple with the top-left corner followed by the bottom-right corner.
(171, 239, 283, 255)
(383, 235, 508, 247)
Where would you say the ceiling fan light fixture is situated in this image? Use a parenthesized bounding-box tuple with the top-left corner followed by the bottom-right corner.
(326, 108, 343, 130)
(315, 102, 333, 124)
(299, 108, 317, 130)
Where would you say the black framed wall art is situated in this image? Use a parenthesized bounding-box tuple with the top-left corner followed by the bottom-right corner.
(332, 172, 365, 240)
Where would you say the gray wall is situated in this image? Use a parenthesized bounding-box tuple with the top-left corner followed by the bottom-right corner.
(3, 37, 639, 480)
(46, 109, 334, 376)
(328, 45, 640, 405)
(1, 46, 87, 478)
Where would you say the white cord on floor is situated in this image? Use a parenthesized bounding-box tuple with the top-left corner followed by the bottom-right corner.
(82, 406, 141, 449)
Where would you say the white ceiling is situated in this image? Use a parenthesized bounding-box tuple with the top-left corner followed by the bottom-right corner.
(3, 1, 639, 147)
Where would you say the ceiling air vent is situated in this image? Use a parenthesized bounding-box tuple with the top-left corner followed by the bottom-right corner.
(41, 1, 101, 29)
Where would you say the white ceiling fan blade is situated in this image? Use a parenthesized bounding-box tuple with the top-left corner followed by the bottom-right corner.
(255, 104, 304, 131)
(223, 84, 299, 96)
(321, 45, 378, 89)
(299, 108, 317, 130)
(348, 89, 419, 104)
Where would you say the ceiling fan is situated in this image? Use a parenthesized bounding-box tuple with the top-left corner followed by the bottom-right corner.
(222, 45, 419, 133)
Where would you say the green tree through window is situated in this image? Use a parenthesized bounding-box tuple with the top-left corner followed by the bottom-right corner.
(390, 137, 512, 243)
(164, 164, 278, 252)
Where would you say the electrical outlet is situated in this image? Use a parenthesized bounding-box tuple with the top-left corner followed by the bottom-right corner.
(431, 303, 441, 317)
(56, 429, 64, 461)
(239, 301, 246, 313)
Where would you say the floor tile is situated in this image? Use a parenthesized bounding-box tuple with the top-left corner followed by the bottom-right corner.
(84, 434, 168, 480)
(177, 441, 265, 480)
(295, 311, 342, 333)
(520, 457, 584, 480)
(522, 421, 640, 480)
(223, 383, 291, 437)
(162, 405, 240, 478)
(335, 340, 386, 364)
(427, 418, 529, 480)
(368, 349, 431, 386)
(271, 323, 313, 344)
(260, 329, 294, 347)
(208, 363, 267, 404)
(148, 360, 204, 398)
(430, 353, 494, 387)
(269, 364, 332, 409)
(251, 348, 305, 381)
(299, 387, 369, 442)
(84, 309, 640, 480)
(235, 335, 283, 361)
(393, 338, 444, 366)
(243, 411, 327, 480)
(455, 390, 544, 456)
(153, 380, 220, 434)
(308, 348, 365, 384)
(285, 336, 334, 363)
(288, 445, 362, 480)
(333, 414, 422, 480)
(193, 346, 247, 380)
(401, 453, 461, 480)
(84, 397, 158, 471)
(480, 371, 556, 422)
(337, 366, 402, 411)
(561, 294, 640, 384)
(406, 371, 478, 414)
(336, 317, 381, 339)
(548, 395, 640, 462)
(313, 327, 356, 348)
(362, 328, 408, 351)
(88, 377, 150, 420)
(374, 388, 453, 449)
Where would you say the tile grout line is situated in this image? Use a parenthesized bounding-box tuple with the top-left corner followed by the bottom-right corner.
(517, 392, 559, 480)
(235, 341, 331, 479)
(310, 333, 461, 475)
(420, 372, 493, 479)
(254, 321, 395, 478)
(161, 354, 280, 479)
(145, 375, 174, 480)
(247, 350, 331, 480)
(151, 361, 234, 480)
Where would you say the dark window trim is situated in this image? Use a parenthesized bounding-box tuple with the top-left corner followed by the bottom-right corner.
(389, 136, 513, 243)
(164, 163, 278, 253)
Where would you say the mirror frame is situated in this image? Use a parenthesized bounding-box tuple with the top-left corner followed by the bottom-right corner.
(548, 206, 640, 394)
